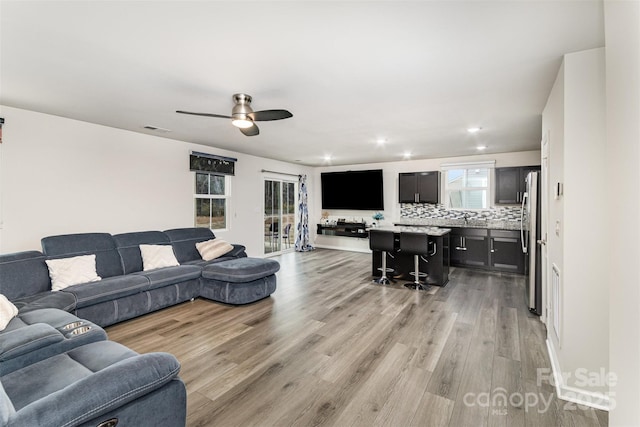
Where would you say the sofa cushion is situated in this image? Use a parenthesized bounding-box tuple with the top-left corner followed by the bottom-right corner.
(0, 251, 51, 301)
(196, 239, 234, 261)
(132, 265, 202, 291)
(45, 254, 101, 291)
(1, 341, 139, 411)
(11, 292, 76, 314)
(113, 231, 171, 274)
(41, 233, 124, 278)
(59, 275, 149, 309)
(164, 227, 217, 263)
(139, 244, 179, 271)
(201, 258, 280, 283)
(0, 296, 18, 331)
(0, 308, 108, 376)
(0, 324, 63, 367)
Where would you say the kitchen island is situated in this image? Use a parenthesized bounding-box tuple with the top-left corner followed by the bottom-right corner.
(371, 225, 451, 287)
(394, 219, 526, 274)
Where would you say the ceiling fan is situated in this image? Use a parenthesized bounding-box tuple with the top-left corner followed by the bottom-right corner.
(176, 93, 293, 136)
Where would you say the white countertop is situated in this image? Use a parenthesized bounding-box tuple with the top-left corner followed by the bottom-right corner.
(394, 217, 522, 231)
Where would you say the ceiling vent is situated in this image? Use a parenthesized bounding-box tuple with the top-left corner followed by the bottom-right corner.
(143, 125, 171, 133)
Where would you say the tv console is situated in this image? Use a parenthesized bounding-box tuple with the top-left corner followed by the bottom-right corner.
(317, 221, 368, 238)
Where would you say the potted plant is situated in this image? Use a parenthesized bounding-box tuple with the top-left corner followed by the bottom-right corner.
(372, 212, 384, 227)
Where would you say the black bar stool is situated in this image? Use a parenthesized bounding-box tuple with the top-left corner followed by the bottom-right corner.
(399, 231, 431, 290)
(369, 229, 395, 285)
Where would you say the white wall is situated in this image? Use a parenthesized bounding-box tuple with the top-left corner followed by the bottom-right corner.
(605, 0, 640, 424)
(311, 150, 540, 251)
(543, 48, 610, 404)
(0, 106, 313, 256)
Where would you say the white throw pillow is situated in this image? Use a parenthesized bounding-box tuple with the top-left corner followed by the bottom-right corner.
(196, 239, 234, 261)
(140, 244, 179, 271)
(0, 294, 18, 331)
(45, 254, 102, 291)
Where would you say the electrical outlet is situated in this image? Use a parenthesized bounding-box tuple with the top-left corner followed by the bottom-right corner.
(555, 220, 561, 236)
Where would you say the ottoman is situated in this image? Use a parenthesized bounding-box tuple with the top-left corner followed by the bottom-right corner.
(200, 257, 280, 304)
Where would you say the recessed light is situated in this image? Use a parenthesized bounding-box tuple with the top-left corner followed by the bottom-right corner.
(477, 145, 487, 150)
(376, 138, 387, 145)
(403, 151, 412, 159)
(467, 127, 482, 133)
(323, 155, 332, 162)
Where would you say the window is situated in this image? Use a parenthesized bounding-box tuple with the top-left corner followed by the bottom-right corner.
(194, 173, 229, 230)
(443, 162, 494, 209)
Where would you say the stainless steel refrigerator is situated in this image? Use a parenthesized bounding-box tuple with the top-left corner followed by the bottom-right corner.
(521, 171, 542, 315)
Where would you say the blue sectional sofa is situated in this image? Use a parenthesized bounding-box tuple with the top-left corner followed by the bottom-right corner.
(2, 227, 279, 327)
(0, 227, 280, 426)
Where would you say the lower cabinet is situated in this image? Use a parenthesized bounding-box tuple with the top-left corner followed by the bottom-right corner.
(450, 227, 525, 274)
(489, 230, 525, 274)
(450, 228, 489, 268)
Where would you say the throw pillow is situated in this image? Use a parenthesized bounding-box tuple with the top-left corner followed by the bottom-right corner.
(45, 254, 102, 291)
(140, 244, 180, 271)
(0, 294, 18, 331)
(196, 239, 234, 261)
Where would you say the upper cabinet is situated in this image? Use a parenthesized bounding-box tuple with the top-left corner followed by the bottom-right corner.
(494, 166, 540, 204)
(399, 171, 440, 203)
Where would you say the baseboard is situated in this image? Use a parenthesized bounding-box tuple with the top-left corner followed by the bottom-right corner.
(545, 339, 611, 411)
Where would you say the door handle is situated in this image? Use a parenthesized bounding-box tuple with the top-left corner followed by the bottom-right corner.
(520, 192, 528, 254)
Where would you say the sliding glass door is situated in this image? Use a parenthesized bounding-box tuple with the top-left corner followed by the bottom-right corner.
(264, 178, 297, 255)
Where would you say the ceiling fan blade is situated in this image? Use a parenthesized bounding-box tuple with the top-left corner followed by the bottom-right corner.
(248, 109, 293, 121)
(176, 110, 232, 119)
(240, 123, 260, 136)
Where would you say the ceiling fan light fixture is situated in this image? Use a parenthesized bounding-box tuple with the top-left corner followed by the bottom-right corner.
(231, 117, 254, 128)
(176, 93, 291, 137)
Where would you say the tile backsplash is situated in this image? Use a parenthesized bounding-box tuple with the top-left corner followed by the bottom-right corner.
(400, 203, 522, 222)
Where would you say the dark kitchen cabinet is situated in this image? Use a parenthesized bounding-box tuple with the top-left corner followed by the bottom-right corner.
(494, 166, 540, 205)
(450, 228, 525, 274)
(450, 228, 489, 268)
(399, 171, 440, 203)
(489, 230, 525, 274)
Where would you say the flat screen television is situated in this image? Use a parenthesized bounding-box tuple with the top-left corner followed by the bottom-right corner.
(321, 169, 384, 210)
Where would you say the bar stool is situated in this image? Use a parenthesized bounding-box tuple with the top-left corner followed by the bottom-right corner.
(369, 229, 395, 285)
(399, 231, 431, 291)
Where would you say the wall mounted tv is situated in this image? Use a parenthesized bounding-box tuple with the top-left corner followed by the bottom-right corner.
(321, 169, 384, 210)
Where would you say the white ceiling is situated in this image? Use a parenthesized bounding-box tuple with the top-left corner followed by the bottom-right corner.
(0, 1, 604, 166)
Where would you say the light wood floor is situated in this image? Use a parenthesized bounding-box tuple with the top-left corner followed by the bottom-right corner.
(106, 249, 608, 427)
